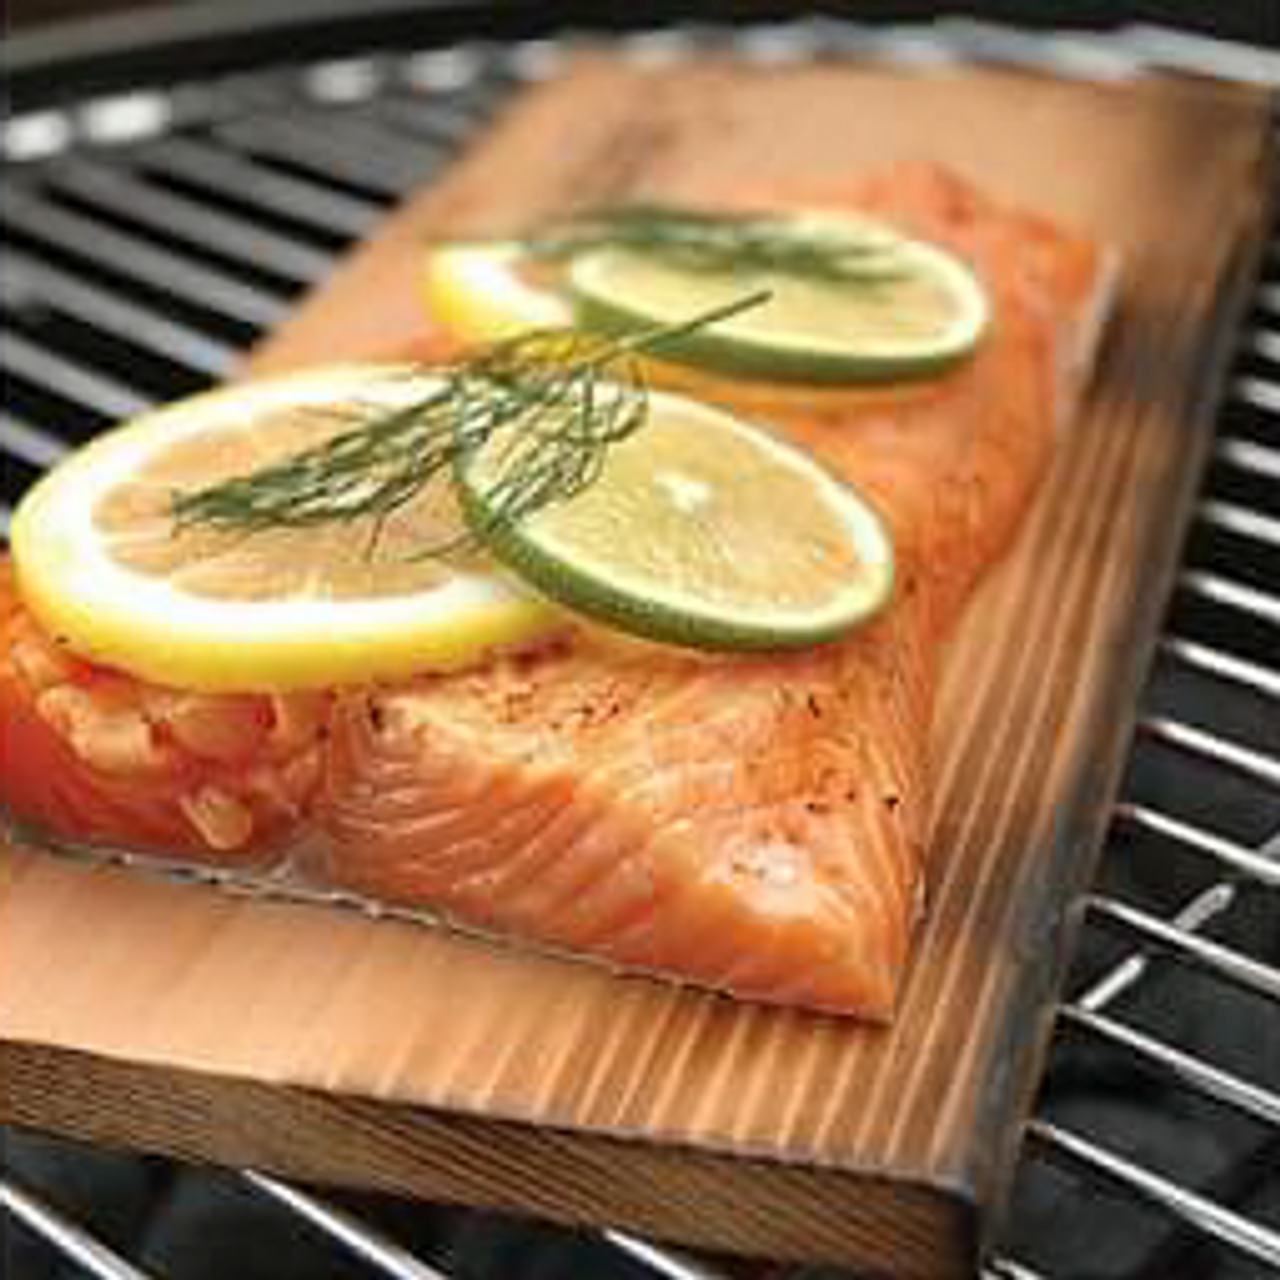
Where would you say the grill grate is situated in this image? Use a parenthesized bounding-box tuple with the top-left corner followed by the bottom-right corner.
(1, 18, 1277, 1280)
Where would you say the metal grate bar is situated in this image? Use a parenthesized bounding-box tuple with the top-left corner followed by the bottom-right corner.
(603, 1230, 735, 1280)
(3, 247, 238, 379)
(1114, 803, 1280, 889)
(294, 104, 470, 171)
(214, 115, 440, 197)
(0, 407, 72, 470)
(75, 91, 175, 148)
(931, 17, 1141, 79)
(0, 1175, 158, 1280)
(1178, 569, 1280, 629)
(400, 46, 497, 94)
(2, 187, 289, 329)
(302, 55, 390, 104)
(1236, 376, 1280, 415)
(1138, 714, 1280, 792)
(242, 1173, 451, 1280)
(366, 94, 497, 148)
(1075, 830, 1279, 1013)
(997, 827, 1280, 1276)
(1253, 325, 1280, 360)
(1160, 635, 1280, 702)
(1216, 435, 1280, 481)
(1123, 23, 1280, 86)
(1028, 1120, 1280, 1270)
(2, 110, 75, 163)
(42, 160, 335, 286)
(1087, 894, 1280, 1003)
(1198, 498, 1280, 549)
(983, 1261, 1051, 1280)
(364, 48, 513, 105)
(0, 329, 155, 420)
(1058, 1004, 1280, 1128)
(1076, 881, 1237, 1011)
(141, 135, 384, 240)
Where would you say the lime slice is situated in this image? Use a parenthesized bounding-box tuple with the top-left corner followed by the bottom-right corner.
(567, 213, 988, 384)
(456, 390, 894, 651)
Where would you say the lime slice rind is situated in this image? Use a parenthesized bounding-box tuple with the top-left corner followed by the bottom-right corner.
(478, 509, 894, 653)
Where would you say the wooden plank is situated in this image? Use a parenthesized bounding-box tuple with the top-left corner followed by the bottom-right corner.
(0, 56, 1272, 1278)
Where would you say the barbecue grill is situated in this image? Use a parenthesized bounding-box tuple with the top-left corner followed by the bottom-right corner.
(2, 10, 1278, 1279)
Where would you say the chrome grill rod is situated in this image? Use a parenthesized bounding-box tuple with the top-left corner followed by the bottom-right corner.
(1057, 1004, 1280, 1129)
(0, 1175, 158, 1280)
(2, 187, 289, 330)
(243, 1172, 453, 1280)
(1027, 1119, 1280, 1270)
(991, 827, 1280, 1278)
(39, 159, 334, 286)
(605, 1230, 741, 1280)
(2, 247, 238, 379)
(141, 135, 384, 240)
(1086, 893, 1280, 1004)
(1160, 635, 1280, 703)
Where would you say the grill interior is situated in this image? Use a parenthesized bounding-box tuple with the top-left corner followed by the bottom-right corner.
(1, 17, 1278, 1280)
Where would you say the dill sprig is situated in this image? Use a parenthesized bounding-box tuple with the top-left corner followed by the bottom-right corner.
(170, 292, 770, 549)
(524, 203, 905, 285)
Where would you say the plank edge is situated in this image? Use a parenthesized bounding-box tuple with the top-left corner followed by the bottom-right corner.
(0, 1039, 976, 1278)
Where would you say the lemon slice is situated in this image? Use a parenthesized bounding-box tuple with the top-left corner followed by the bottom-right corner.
(425, 240, 572, 345)
(424, 211, 987, 385)
(457, 390, 894, 651)
(9, 366, 558, 692)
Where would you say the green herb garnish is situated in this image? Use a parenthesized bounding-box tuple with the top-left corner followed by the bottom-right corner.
(170, 292, 770, 549)
(525, 203, 905, 285)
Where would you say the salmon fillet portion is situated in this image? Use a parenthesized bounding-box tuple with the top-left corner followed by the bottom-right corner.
(0, 162, 1105, 1018)
(303, 164, 1108, 1018)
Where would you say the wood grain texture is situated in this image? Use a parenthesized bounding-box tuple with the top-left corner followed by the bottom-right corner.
(0, 57, 1272, 1278)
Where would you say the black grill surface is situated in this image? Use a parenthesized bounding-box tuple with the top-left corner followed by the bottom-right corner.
(1, 15, 1278, 1280)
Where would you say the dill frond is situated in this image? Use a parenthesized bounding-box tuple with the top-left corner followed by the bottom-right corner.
(525, 203, 905, 285)
(170, 292, 769, 549)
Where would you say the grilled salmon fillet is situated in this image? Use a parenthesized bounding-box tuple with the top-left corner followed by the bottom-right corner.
(0, 162, 1108, 1018)
(301, 164, 1107, 1017)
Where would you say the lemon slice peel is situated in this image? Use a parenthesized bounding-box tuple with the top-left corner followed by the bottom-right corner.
(11, 366, 559, 692)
